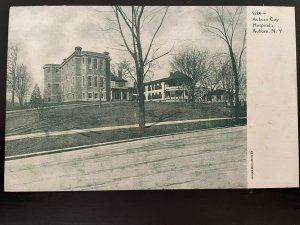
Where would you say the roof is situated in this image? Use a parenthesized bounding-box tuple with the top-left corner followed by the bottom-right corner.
(50, 47, 111, 69)
(144, 71, 192, 85)
(43, 64, 60, 68)
(110, 73, 128, 82)
(164, 71, 192, 83)
(81, 51, 107, 57)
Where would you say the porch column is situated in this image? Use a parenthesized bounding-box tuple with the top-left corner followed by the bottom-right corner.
(121, 91, 123, 100)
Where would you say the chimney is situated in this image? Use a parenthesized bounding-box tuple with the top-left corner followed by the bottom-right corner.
(75, 46, 82, 54)
(118, 70, 122, 78)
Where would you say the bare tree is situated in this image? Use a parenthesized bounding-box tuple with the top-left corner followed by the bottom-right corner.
(204, 53, 225, 93)
(110, 6, 172, 133)
(203, 6, 246, 118)
(15, 65, 32, 106)
(170, 47, 210, 108)
(213, 55, 236, 107)
(7, 45, 19, 105)
(112, 57, 155, 85)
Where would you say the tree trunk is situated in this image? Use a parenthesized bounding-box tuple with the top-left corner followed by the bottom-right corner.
(191, 88, 196, 108)
(19, 94, 23, 106)
(11, 74, 16, 106)
(228, 46, 240, 120)
(12, 87, 15, 106)
(137, 69, 146, 134)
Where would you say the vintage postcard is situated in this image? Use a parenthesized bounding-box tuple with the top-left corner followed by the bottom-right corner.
(4, 6, 298, 191)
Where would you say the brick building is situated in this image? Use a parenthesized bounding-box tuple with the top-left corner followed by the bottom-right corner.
(44, 46, 111, 103)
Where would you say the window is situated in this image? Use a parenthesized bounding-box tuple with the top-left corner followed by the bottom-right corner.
(157, 82, 162, 89)
(88, 93, 92, 99)
(94, 76, 98, 87)
(165, 91, 170, 98)
(88, 76, 92, 87)
(47, 68, 50, 73)
(72, 94, 75, 99)
(48, 97, 51, 102)
(94, 93, 98, 99)
(82, 76, 85, 87)
(99, 77, 104, 87)
(88, 57, 92, 69)
(158, 92, 162, 99)
(48, 83, 51, 88)
(56, 68, 59, 73)
(82, 93, 85, 99)
(82, 57, 85, 64)
(118, 82, 124, 87)
(93, 58, 98, 69)
(72, 77, 74, 86)
(99, 59, 103, 69)
(175, 90, 183, 97)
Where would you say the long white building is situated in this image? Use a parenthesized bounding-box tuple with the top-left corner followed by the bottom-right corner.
(144, 71, 191, 102)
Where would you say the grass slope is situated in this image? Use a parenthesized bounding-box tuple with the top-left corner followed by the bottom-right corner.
(6, 102, 233, 136)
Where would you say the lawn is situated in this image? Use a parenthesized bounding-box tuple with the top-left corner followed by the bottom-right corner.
(6, 101, 235, 136)
(5, 118, 246, 157)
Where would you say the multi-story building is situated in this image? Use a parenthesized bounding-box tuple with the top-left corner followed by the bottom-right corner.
(44, 46, 111, 103)
(144, 71, 191, 102)
(43, 64, 61, 102)
(110, 71, 130, 101)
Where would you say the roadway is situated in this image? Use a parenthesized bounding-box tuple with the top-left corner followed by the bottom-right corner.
(5, 126, 247, 191)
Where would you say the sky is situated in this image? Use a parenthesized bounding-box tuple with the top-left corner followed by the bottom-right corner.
(8, 6, 246, 92)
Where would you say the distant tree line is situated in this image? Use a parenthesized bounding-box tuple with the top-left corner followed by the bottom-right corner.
(7, 45, 32, 107)
(7, 44, 46, 110)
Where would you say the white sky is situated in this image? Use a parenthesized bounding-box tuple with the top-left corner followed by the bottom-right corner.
(8, 6, 246, 92)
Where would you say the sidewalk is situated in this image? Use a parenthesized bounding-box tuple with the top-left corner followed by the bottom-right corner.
(5, 117, 235, 141)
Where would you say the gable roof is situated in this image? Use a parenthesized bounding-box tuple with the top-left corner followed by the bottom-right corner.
(164, 71, 192, 83)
